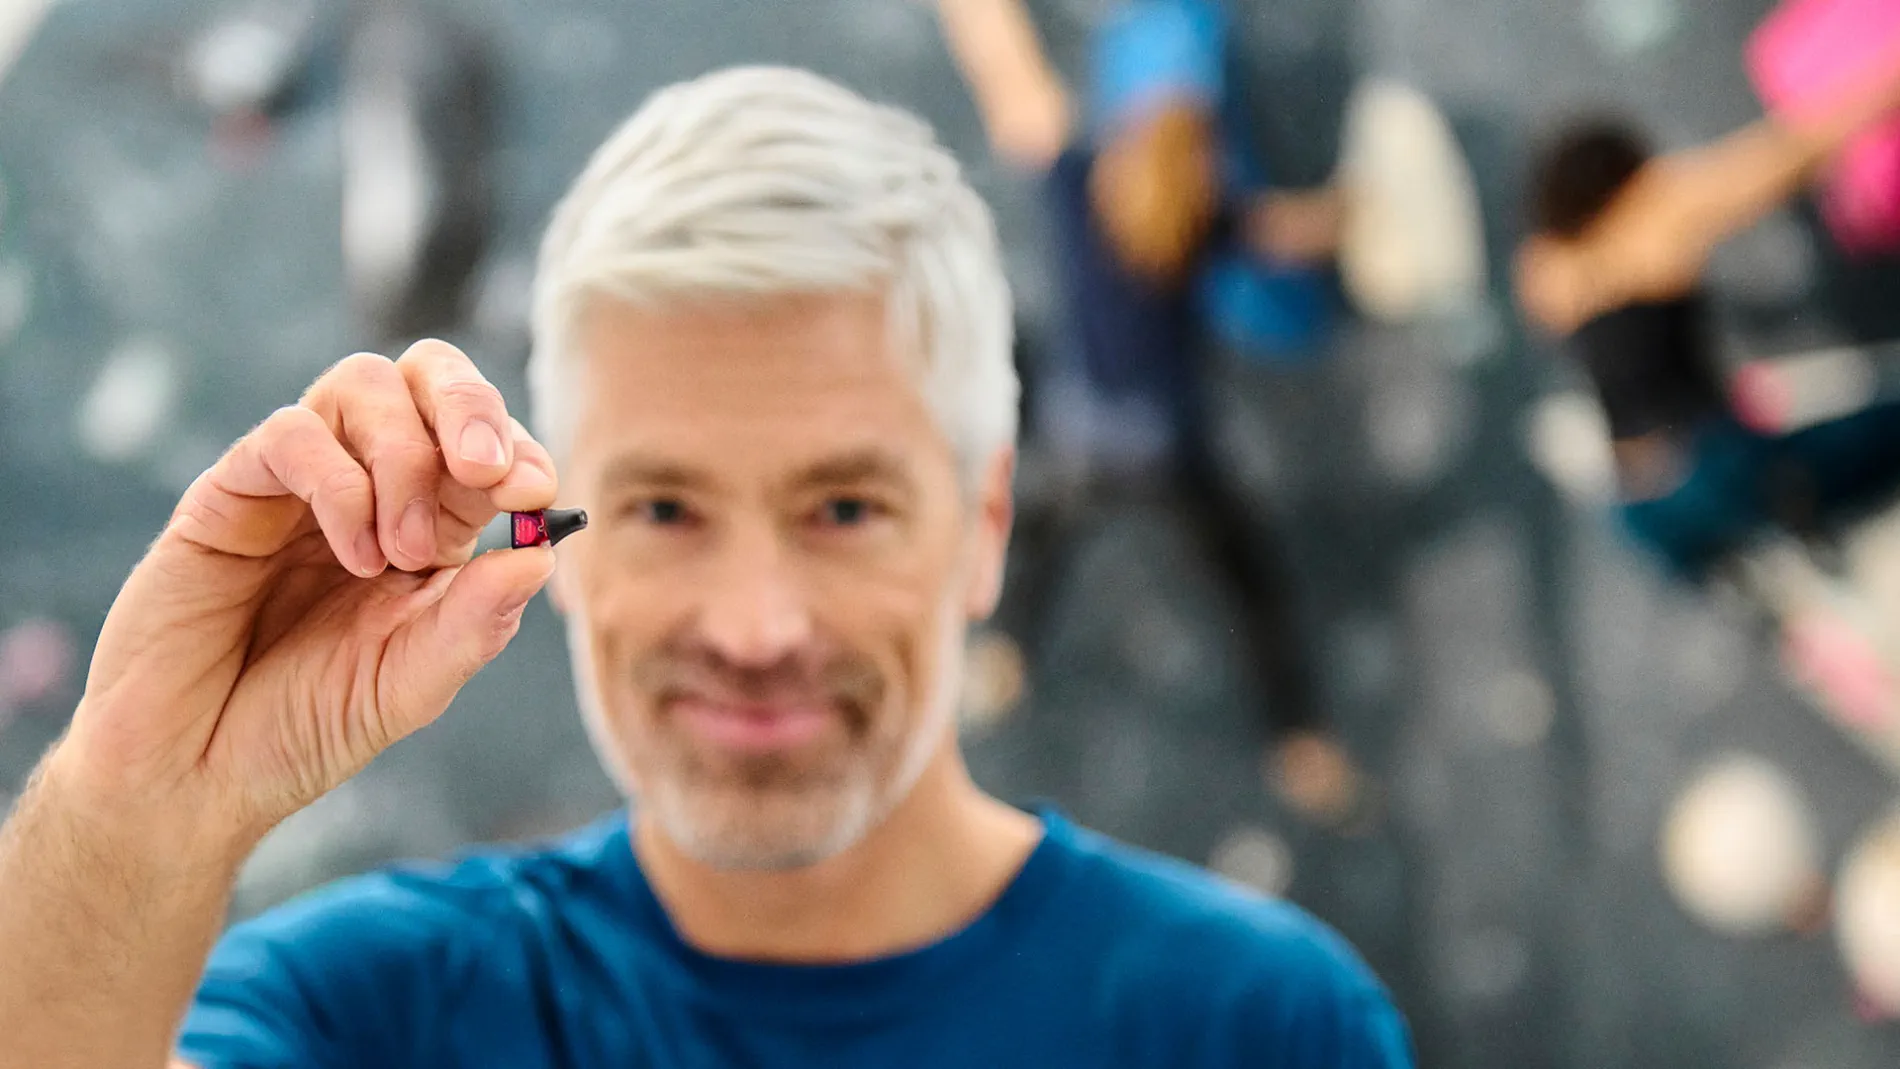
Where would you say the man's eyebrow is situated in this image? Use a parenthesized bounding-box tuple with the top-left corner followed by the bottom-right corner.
(595, 453, 711, 492)
(592, 447, 919, 495)
(789, 448, 918, 489)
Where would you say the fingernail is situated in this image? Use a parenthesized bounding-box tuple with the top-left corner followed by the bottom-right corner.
(398, 499, 434, 564)
(457, 419, 507, 467)
(500, 463, 553, 491)
(353, 528, 386, 577)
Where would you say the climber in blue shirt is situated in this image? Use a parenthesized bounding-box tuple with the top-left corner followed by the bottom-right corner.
(935, 0, 1363, 823)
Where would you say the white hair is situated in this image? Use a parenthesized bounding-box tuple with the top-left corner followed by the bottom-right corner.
(528, 66, 1018, 481)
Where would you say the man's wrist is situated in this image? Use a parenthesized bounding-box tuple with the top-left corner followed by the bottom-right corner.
(32, 741, 256, 886)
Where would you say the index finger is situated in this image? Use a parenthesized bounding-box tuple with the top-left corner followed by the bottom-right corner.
(394, 339, 516, 490)
(172, 405, 384, 576)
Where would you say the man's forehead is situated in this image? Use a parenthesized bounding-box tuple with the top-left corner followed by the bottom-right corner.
(574, 291, 910, 378)
(563, 292, 952, 474)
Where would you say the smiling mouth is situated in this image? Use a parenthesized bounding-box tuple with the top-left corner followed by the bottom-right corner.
(669, 696, 838, 753)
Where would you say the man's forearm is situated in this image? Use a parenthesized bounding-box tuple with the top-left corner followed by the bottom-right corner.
(0, 748, 242, 1069)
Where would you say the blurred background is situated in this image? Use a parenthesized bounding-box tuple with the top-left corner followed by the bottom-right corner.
(2, 0, 1900, 1066)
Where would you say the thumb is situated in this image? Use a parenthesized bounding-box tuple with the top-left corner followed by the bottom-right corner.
(376, 546, 557, 740)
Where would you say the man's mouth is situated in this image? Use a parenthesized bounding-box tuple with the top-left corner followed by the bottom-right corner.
(669, 695, 837, 753)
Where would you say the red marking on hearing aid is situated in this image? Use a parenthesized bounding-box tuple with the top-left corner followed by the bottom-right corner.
(509, 508, 588, 549)
(513, 512, 546, 548)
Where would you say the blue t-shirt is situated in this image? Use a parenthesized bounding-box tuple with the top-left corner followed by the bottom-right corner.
(178, 809, 1413, 1069)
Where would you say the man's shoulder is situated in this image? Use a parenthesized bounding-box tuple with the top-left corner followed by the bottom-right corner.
(1045, 819, 1412, 1065)
(1057, 819, 1399, 1009)
(226, 810, 631, 956)
(183, 815, 634, 1067)
(1062, 820, 1371, 978)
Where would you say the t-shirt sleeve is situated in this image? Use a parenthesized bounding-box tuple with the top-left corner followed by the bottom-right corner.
(176, 870, 482, 1069)
(1209, 901, 1418, 1068)
(1285, 989, 1415, 1069)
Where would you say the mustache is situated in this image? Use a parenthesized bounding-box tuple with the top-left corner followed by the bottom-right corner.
(631, 648, 885, 718)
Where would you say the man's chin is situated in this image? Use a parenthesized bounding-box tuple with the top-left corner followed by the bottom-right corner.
(686, 835, 855, 873)
(644, 780, 876, 872)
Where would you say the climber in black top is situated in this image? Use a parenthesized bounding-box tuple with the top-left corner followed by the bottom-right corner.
(1515, 68, 1900, 580)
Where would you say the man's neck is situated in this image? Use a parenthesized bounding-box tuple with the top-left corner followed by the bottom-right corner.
(632, 746, 1042, 963)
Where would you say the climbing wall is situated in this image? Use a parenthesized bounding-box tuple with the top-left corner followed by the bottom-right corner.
(1, 1, 1896, 1067)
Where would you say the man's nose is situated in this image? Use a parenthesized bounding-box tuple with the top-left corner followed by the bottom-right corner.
(693, 525, 814, 669)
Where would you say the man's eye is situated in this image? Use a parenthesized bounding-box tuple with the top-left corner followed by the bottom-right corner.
(642, 499, 688, 525)
(819, 498, 874, 527)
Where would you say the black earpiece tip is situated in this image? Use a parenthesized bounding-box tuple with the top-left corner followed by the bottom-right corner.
(544, 508, 588, 547)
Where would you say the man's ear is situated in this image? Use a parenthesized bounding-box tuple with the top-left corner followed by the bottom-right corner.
(963, 447, 1016, 621)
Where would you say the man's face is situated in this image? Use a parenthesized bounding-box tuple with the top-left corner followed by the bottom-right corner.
(554, 292, 1011, 870)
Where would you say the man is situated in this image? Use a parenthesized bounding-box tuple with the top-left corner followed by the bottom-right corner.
(0, 66, 1411, 1068)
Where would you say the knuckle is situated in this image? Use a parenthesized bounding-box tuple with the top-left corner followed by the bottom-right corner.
(307, 354, 398, 408)
(369, 438, 441, 478)
(259, 407, 330, 457)
(333, 351, 396, 381)
(171, 482, 237, 535)
(399, 337, 467, 368)
(313, 464, 370, 506)
(263, 404, 321, 438)
(435, 376, 505, 416)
